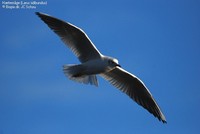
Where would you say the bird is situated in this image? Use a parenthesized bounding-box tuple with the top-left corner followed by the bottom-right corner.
(36, 12, 167, 123)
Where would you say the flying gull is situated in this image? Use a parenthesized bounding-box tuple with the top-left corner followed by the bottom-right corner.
(36, 12, 167, 123)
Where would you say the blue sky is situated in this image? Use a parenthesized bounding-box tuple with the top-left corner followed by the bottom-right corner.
(0, 0, 200, 133)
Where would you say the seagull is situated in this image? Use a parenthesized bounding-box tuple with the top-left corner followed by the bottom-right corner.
(36, 12, 167, 123)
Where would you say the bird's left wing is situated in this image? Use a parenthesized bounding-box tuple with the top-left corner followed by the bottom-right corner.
(100, 67, 167, 123)
(36, 12, 102, 63)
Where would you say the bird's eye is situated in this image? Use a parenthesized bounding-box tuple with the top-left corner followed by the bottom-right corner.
(108, 60, 114, 64)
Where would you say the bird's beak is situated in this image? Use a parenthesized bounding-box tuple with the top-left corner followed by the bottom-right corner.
(116, 64, 121, 67)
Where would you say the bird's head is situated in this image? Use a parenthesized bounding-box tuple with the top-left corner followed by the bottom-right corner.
(106, 57, 121, 69)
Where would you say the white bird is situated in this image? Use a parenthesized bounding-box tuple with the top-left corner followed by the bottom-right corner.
(36, 12, 167, 123)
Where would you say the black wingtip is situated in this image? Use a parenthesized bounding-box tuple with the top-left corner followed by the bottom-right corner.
(35, 12, 50, 18)
(35, 12, 46, 17)
(35, 12, 41, 16)
(159, 116, 167, 124)
(35, 12, 43, 18)
(159, 114, 167, 124)
(163, 120, 167, 124)
(161, 113, 167, 124)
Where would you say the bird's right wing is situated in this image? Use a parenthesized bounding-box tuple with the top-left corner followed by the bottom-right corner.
(101, 67, 167, 123)
(36, 12, 102, 63)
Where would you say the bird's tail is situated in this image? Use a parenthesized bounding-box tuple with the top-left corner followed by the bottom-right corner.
(63, 64, 98, 86)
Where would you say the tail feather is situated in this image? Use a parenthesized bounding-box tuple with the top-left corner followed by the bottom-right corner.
(63, 64, 98, 86)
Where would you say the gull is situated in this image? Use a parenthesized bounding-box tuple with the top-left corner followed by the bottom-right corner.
(36, 12, 167, 123)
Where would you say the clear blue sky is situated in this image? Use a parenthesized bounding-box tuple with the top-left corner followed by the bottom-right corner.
(0, 0, 200, 133)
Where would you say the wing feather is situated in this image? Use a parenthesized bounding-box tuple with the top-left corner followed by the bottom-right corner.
(36, 12, 102, 63)
(101, 67, 167, 123)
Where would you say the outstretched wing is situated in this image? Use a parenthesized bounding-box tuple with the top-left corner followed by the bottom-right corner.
(101, 67, 167, 123)
(36, 12, 102, 63)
